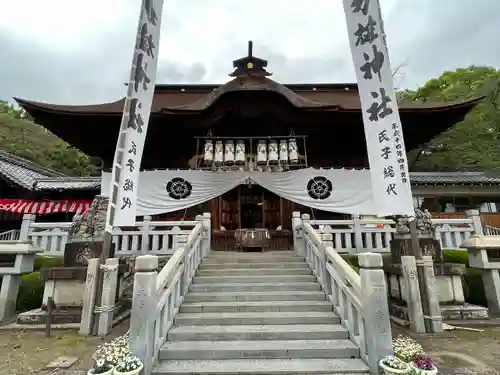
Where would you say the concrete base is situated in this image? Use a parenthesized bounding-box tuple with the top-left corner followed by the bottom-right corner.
(389, 300, 488, 323)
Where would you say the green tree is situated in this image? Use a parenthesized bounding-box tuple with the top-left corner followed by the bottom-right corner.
(399, 66, 500, 171)
(0, 110, 91, 176)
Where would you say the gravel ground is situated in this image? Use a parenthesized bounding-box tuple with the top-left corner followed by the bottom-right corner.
(0, 322, 498, 374)
(0, 323, 128, 375)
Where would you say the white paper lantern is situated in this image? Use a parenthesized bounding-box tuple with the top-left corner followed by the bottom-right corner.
(288, 138, 298, 164)
(203, 140, 213, 165)
(279, 140, 288, 164)
(257, 140, 267, 165)
(235, 140, 245, 165)
(224, 140, 235, 165)
(268, 139, 278, 165)
(214, 140, 224, 165)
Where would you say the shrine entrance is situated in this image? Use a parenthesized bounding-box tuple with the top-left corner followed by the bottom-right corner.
(212, 184, 294, 251)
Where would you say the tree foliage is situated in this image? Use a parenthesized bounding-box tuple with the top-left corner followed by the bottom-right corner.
(0, 101, 91, 176)
(399, 66, 500, 171)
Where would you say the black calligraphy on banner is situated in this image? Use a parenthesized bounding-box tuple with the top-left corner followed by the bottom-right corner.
(133, 53, 151, 93)
(377, 128, 397, 195)
(367, 88, 393, 121)
(351, 0, 370, 15)
(137, 24, 156, 59)
(127, 99, 144, 133)
(360, 45, 384, 81)
(142, 0, 158, 26)
(392, 123, 408, 184)
(354, 15, 378, 46)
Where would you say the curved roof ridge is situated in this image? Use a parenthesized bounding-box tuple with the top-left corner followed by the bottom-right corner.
(161, 75, 340, 113)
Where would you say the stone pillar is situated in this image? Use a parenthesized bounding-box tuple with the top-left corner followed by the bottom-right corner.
(97, 258, 119, 336)
(352, 215, 364, 254)
(292, 212, 304, 256)
(359, 253, 393, 373)
(79, 258, 100, 335)
(419, 256, 443, 332)
(466, 209, 483, 236)
(320, 233, 333, 296)
(301, 214, 310, 257)
(177, 234, 190, 296)
(19, 214, 35, 241)
(202, 212, 212, 257)
(0, 275, 21, 321)
(141, 216, 152, 254)
(130, 255, 158, 375)
(400, 256, 425, 333)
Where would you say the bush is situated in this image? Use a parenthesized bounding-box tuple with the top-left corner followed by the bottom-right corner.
(34, 255, 63, 271)
(16, 271, 45, 312)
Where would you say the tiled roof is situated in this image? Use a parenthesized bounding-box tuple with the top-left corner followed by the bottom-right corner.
(410, 172, 500, 185)
(30, 171, 500, 192)
(34, 177, 101, 191)
(0, 151, 66, 190)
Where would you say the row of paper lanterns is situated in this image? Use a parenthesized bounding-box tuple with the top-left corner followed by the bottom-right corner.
(203, 139, 299, 165)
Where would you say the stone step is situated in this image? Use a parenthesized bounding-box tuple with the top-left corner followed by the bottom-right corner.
(200, 262, 309, 270)
(189, 282, 321, 293)
(209, 251, 298, 257)
(180, 300, 332, 314)
(184, 291, 327, 303)
(198, 268, 312, 276)
(159, 339, 360, 360)
(167, 324, 349, 341)
(153, 358, 369, 374)
(174, 312, 339, 326)
(193, 275, 316, 284)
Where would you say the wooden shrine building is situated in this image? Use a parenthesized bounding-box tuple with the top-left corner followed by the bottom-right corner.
(16, 43, 481, 248)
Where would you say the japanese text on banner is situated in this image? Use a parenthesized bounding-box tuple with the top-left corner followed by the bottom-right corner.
(342, 0, 413, 216)
(106, 0, 164, 229)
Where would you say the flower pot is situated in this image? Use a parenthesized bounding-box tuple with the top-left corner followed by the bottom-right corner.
(410, 362, 438, 375)
(379, 359, 411, 375)
(87, 367, 114, 375)
(113, 363, 143, 375)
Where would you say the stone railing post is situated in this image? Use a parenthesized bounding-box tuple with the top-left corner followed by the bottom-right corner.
(352, 215, 364, 254)
(97, 258, 119, 336)
(400, 256, 425, 333)
(358, 253, 393, 373)
(79, 258, 100, 335)
(19, 214, 35, 241)
(141, 215, 152, 254)
(418, 256, 443, 332)
(292, 212, 304, 255)
(0, 242, 41, 322)
(301, 214, 310, 257)
(177, 233, 190, 296)
(466, 209, 483, 236)
(320, 233, 333, 296)
(130, 255, 158, 375)
(462, 235, 500, 315)
(202, 212, 212, 257)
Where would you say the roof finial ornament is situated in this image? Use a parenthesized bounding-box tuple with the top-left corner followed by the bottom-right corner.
(229, 41, 272, 77)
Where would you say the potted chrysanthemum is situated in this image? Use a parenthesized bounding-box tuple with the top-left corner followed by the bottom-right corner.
(114, 354, 143, 375)
(89, 334, 131, 375)
(393, 334, 424, 362)
(410, 353, 438, 375)
(379, 355, 411, 375)
(88, 358, 114, 375)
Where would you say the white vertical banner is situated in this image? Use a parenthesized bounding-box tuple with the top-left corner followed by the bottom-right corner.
(106, 0, 164, 228)
(342, 0, 413, 216)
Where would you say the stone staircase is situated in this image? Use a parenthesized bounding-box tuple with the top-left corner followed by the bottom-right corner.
(153, 251, 369, 375)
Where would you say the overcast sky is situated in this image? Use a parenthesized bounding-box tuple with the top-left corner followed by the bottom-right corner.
(0, 0, 498, 105)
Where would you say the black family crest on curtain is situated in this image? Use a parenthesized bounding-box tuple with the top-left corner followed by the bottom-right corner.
(166, 177, 193, 200)
(306, 176, 333, 200)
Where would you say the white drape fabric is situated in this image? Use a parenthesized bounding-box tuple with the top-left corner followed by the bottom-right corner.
(101, 168, 378, 216)
(251, 168, 376, 214)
